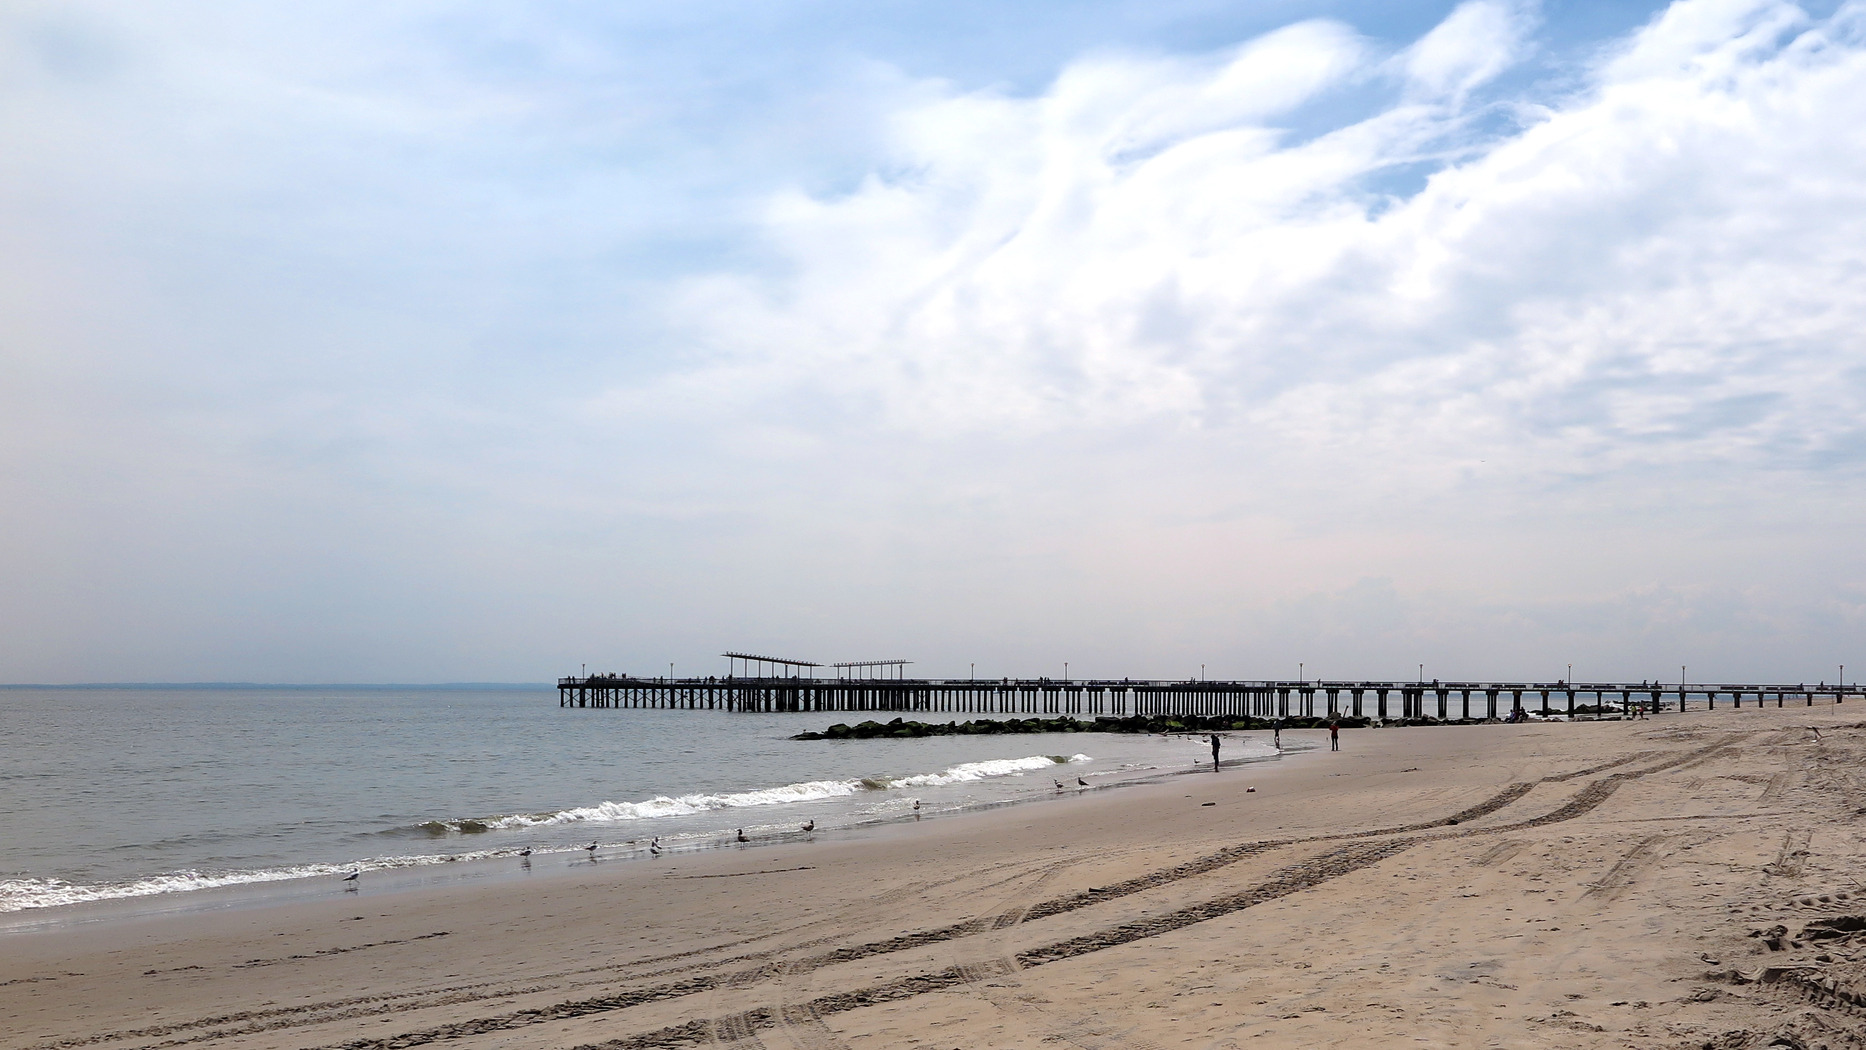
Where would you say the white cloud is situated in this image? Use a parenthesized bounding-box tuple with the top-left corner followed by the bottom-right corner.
(654, 0, 1866, 504)
(1398, 0, 1536, 101)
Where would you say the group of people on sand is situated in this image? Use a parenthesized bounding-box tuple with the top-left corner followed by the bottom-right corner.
(1205, 718, 1342, 770)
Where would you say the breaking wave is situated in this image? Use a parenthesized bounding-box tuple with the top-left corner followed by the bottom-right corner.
(0, 754, 1093, 913)
(470, 754, 1090, 830)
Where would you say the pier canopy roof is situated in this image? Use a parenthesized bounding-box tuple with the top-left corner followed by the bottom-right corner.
(721, 652, 820, 670)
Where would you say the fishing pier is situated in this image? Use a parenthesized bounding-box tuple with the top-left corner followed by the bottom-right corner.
(558, 671, 1861, 720)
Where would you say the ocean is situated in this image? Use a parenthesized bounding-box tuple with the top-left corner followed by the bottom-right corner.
(0, 686, 1281, 916)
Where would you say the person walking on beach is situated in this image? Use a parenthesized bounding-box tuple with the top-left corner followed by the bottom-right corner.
(1209, 733, 1221, 772)
(1328, 719, 1340, 751)
(1273, 719, 1282, 750)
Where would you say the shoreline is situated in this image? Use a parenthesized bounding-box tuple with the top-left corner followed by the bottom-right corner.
(0, 733, 1313, 934)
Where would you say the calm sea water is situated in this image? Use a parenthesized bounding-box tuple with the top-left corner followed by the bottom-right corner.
(0, 686, 1275, 913)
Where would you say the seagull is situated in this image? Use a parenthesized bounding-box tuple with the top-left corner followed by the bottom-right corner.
(518, 847, 532, 858)
(1054, 779, 1065, 790)
(801, 820, 815, 832)
(341, 869, 359, 883)
(1077, 777, 1089, 788)
(584, 841, 599, 857)
(912, 799, 921, 811)
(649, 840, 663, 856)
(736, 829, 749, 843)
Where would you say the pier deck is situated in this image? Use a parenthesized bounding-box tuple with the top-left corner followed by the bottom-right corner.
(557, 676, 1862, 719)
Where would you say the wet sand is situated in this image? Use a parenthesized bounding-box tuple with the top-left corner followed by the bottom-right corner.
(6, 708, 1865, 1050)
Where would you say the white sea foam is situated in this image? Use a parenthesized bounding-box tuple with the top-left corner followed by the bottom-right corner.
(887, 754, 1090, 788)
(479, 754, 1090, 828)
(0, 870, 333, 912)
(0, 754, 1096, 913)
(0, 848, 529, 913)
(487, 779, 869, 827)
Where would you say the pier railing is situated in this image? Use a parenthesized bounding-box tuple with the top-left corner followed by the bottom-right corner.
(556, 676, 1862, 720)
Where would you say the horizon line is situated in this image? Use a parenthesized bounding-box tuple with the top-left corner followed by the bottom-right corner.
(0, 681, 556, 690)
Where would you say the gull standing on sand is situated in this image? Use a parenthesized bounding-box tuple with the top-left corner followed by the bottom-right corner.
(801, 820, 814, 832)
(1077, 777, 1089, 788)
(584, 841, 599, 857)
(341, 869, 359, 883)
(736, 829, 749, 843)
(912, 799, 920, 811)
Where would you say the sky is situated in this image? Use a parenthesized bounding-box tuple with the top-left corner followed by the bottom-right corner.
(2, 0, 1864, 685)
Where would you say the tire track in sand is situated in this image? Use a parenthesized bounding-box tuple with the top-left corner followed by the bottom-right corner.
(93, 744, 1718, 1050)
(765, 863, 1086, 1050)
(24, 859, 1074, 1050)
(311, 769, 1643, 1050)
(571, 840, 1417, 1050)
(952, 863, 1176, 1050)
(544, 742, 1738, 1050)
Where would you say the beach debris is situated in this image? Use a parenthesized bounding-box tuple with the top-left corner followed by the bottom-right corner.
(1752, 925, 1792, 951)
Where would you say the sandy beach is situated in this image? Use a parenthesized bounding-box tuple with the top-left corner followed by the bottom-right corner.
(7, 707, 1866, 1050)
